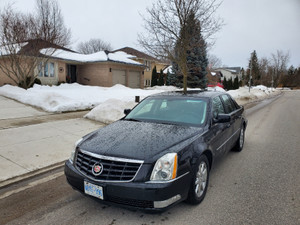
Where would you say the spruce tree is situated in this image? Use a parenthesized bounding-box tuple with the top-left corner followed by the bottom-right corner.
(166, 70, 177, 86)
(234, 76, 239, 89)
(248, 50, 260, 85)
(158, 69, 164, 86)
(151, 66, 158, 87)
(172, 11, 208, 89)
(223, 77, 227, 90)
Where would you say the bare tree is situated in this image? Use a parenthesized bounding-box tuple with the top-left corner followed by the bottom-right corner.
(258, 57, 269, 85)
(0, 0, 71, 89)
(77, 38, 112, 54)
(271, 50, 290, 87)
(208, 53, 222, 68)
(138, 0, 223, 92)
(35, 0, 71, 47)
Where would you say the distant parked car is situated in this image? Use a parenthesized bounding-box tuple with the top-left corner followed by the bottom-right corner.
(207, 82, 224, 89)
(65, 90, 247, 211)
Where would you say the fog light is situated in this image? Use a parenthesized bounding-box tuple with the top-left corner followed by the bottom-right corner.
(153, 194, 181, 208)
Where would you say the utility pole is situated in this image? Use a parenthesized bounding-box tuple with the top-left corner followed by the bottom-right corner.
(271, 68, 275, 91)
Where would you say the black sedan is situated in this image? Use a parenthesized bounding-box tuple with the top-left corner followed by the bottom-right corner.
(64, 90, 247, 211)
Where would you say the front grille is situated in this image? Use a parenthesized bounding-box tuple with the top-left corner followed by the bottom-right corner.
(75, 150, 142, 182)
(107, 196, 154, 208)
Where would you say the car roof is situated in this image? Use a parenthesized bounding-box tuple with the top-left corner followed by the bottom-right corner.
(148, 90, 225, 99)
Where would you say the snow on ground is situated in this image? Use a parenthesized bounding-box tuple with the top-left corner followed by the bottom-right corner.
(0, 83, 280, 124)
(227, 86, 280, 105)
(0, 83, 168, 113)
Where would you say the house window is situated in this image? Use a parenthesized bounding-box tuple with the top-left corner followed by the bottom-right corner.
(38, 62, 55, 78)
(144, 79, 151, 86)
(145, 60, 151, 71)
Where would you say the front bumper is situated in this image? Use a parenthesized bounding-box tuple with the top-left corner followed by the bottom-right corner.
(64, 160, 191, 211)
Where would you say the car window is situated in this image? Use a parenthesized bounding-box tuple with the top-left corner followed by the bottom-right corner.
(212, 97, 225, 119)
(133, 99, 154, 116)
(221, 94, 237, 113)
(125, 97, 207, 126)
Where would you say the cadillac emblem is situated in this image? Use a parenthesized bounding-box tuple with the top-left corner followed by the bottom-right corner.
(92, 163, 103, 176)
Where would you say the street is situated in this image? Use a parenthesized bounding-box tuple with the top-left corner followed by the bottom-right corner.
(1, 91, 299, 225)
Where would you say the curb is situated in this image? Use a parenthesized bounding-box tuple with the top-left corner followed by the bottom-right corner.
(0, 161, 65, 189)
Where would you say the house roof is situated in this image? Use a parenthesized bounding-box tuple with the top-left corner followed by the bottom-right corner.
(113, 47, 159, 62)
(40, 48, 143, 66)
(19, 39, 74, 55)
(215, 67, 242, 74)
(1, 39, 143, 66)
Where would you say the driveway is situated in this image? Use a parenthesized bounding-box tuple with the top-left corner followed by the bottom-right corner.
(0, 96, 104, 185)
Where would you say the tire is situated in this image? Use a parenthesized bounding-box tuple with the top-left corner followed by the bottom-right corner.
(186, 155, 210, 205)
(233, 125, 245, 152)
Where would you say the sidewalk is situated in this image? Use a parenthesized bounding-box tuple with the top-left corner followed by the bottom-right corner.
(0, 96, 104, 186)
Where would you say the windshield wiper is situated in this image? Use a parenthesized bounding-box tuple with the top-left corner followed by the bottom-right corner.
(124, 118, 141, 122)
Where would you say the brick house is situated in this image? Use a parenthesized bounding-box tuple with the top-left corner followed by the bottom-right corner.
(113, 47, 169, 87)
(0, 40, 145, 88)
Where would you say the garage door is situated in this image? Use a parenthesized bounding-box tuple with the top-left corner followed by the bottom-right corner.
(112, 70, 126, 86)
(128, 71, 140, 88)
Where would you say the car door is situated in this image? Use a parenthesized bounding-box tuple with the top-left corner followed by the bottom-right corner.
(209, 96, 232, 157)
(220, 94, 243, 151)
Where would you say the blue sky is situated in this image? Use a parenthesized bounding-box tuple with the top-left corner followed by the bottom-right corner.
(0, 0, 299, 68)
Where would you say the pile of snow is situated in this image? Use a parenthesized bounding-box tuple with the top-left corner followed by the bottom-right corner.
(84, 99, 138, 124)
(0, 83, 280, 124)
(227, 86, 280, 105)
(0, 83, 165, 113)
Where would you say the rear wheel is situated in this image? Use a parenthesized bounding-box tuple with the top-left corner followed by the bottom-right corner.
(186, 155, 210, 204)
(233, 126, 245, 152)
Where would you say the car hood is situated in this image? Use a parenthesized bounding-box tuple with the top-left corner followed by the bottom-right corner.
(78, 120, 204, 162)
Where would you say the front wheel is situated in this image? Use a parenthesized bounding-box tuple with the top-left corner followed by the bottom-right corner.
(186, 155, 210, 205)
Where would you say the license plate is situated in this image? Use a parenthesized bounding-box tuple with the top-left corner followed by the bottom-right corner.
(84, 181, 104, 200)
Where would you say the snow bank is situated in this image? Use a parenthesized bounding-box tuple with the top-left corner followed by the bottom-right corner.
(0, 83, 163, 113)
(0, 83, 281, 123)
(84, 99, 138, 124)
(227, 86, 280, 105)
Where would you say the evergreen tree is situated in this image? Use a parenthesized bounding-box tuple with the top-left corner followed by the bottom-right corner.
(240, 68, 245, 85)
(224, 77, 234, 90)
(172, 11, 208, 89)
(223, 77, 227, 90)
(248, 50, 260, 85)
(234, 76, 239, 89)
(228, 78, 233, 90)
(151, 66, 158, 87)
(166, 70, 177, 86)
(288, 65, 295, 76)
(158, 69, 164, 86)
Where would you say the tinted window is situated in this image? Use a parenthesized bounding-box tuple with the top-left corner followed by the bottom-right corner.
(221, 94, 237, 113)
(212, 97, 225, 119)
(126, 97, 207, 126)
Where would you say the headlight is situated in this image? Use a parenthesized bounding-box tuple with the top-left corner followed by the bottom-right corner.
(69, 138, 83, 163)
(150, 153, 177, 181)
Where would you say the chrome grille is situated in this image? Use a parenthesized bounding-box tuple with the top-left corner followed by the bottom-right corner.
(75, 150, 142, 182)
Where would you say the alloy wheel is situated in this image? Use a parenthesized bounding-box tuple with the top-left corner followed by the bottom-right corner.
(195, 161, 208, 198)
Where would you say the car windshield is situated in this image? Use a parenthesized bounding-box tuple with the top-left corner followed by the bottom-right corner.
(125, 97, 207, 126)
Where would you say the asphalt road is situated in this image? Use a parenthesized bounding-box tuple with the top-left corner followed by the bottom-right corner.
(1, 91, 299, 225)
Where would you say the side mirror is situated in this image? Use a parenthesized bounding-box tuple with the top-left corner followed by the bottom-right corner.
(124, 109, 131, 115)
(214, 113, 231, 123)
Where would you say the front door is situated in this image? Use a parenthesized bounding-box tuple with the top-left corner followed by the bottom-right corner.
(67, 65, 77, 83)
